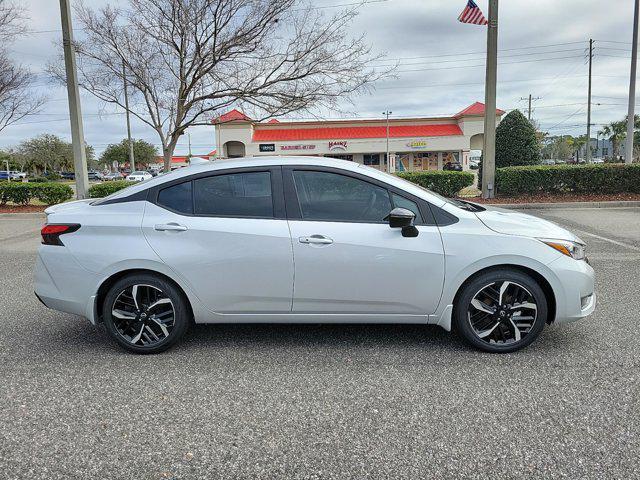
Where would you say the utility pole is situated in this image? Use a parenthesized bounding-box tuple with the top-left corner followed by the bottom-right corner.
(586, 38, 594, 163)
(481, 0, 499, 199)
(59, 0, 89, 199)
(383, 110, 392, 173)
(626, 0, 639, 164)
(519, 94, 541, 121)
(122, 59, 135, 172)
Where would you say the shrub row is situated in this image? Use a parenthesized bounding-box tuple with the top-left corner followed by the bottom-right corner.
(396, 170, 475, 197)
(495, 163, 640, 196)
(0, 181, 74, 205)
(88, 180, 131, 198)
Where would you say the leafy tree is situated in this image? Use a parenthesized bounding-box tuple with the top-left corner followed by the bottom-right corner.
(495, 109, 541, 167)
(15, 134, 95, 174)
(99, 139, 158, 169)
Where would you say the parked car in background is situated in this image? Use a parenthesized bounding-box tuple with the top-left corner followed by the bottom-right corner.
(542, 159, 556, 165)
(104, 171, 124, 181)
(126, 171, 153, 182)
(554, 159, 566, 164)
(0, 171, 10, 180)
(60, 171, 75, 180)
(10, 171, 27, 180)
(148, 169, 160, 177)
(592, 158, 604, 164)
(443, 161, 463, 171)
(87, 171, 104, 181)
(469, 159, 480, 170)
(35, 157, 596, 354)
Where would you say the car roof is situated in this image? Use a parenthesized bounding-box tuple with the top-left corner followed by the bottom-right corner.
(101, 156, 447, 206)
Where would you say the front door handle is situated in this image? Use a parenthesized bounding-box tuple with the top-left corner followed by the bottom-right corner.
(154, 222, 188, 232)
(299, 234, 333, 245)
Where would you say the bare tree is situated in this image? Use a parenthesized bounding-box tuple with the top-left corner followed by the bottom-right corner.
(52, 0, 387, 171)
(0, 1, 45, 133)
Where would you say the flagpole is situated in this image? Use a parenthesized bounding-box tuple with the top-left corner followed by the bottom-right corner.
(481, 0, 499, 199)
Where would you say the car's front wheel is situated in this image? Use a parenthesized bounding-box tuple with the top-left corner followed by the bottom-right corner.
(102, 273, 190, 354)
(453, 269, 548, 353)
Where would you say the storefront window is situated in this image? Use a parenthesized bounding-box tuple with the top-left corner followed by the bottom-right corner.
(328, 154, 354, 161)
(363, 154, 380, 166)
(413, 152, 438, 170)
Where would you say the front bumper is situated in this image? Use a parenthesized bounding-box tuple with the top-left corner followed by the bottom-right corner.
(548, 254, 596, 324)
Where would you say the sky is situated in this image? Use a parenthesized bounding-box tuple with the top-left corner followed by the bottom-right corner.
(1, 0, 636, 157)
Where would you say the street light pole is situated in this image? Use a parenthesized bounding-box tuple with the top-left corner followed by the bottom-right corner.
(59, 0, 89, 199)
(626, 0, 639, 164)
(481, 0, 499, 199)
(383, 110, 392, 173)
(122, 59, 135, 173)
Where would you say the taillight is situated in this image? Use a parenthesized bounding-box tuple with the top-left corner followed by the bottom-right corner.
(41, 224, 80, 246)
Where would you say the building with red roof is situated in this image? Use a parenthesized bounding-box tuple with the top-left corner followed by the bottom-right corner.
(211, 103, 503, 171)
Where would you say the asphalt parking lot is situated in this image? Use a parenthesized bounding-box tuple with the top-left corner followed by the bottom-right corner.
(1, 207, 639, 479)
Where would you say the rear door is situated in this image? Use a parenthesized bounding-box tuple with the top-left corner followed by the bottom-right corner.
(142, 167, 294, 314)
(283, 166, 445, 315)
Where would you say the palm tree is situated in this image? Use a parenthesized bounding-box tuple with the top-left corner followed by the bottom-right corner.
(568, 135, 588, 161)
(598, 118, 636, 160)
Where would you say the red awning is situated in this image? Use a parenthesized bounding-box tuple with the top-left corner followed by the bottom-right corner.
(253, 124, 462, 142)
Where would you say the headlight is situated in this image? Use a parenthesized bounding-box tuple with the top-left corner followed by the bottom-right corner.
(539, 238, 586, 260)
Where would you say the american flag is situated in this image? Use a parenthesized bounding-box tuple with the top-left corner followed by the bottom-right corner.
(458, 0, 488, 25)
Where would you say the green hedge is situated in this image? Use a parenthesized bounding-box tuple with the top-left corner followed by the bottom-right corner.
(0, 182, 73, 205)
(88, 180, 131, 198)
(396, 171, 475, 197)
(496, 163, 640, 196)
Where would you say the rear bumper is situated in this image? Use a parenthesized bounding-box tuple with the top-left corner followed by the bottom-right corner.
(34, 247, 100, 324)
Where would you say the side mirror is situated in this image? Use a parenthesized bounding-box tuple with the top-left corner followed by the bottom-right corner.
(386, 207, 419, 237)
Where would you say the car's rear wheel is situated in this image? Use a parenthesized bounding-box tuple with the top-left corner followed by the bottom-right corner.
(453, 269, 548, 353)
(102, 273, 190, 354)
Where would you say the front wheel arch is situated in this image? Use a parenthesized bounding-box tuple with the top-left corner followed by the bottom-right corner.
(96, 269, 194, 324)
(451, 264, 556, 327)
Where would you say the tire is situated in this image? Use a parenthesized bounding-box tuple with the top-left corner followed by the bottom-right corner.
(102, 273, 190, 354)
(453, 269, 548, 353)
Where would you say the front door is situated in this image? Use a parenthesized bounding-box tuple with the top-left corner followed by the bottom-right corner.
(142, 168, 293, 314)
(284, 168, 445, 315)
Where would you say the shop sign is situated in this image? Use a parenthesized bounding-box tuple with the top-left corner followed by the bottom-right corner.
(329, 141, 348, 151)
(281, 144, 316, 151)
(406, 140, 428, 149)
(259, 143, 276, 152)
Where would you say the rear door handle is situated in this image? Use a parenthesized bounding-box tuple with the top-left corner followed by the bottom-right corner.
(154, 222, 188, 232)
(299, 235, 333, 245)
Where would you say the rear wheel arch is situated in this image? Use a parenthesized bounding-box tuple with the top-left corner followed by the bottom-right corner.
(452, 264, 556, 325)
(96, 268, 193, 323)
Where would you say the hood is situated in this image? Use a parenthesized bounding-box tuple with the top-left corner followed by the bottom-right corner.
(474, 204, 583, 243)
(44, 198, 93, 216)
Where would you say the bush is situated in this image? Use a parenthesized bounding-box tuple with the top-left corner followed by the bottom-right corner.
(396, 170, 475, 197)
(495, 163, 640, 196)
(0, 181, 74, 205)
(29, 176, 49, 183)
(45, 172, 61, 181)
(0, 182, 34, 205)
(34, 183, 74, 205)
(88, 180, 131, 198)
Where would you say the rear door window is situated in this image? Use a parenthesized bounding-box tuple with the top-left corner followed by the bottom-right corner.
(193, 172, 273, 217)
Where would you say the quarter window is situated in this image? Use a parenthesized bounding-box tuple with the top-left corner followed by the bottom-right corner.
(293, 170, 391, 222)
(193, 172, 273, 217)
(157, 181, 193, 214)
